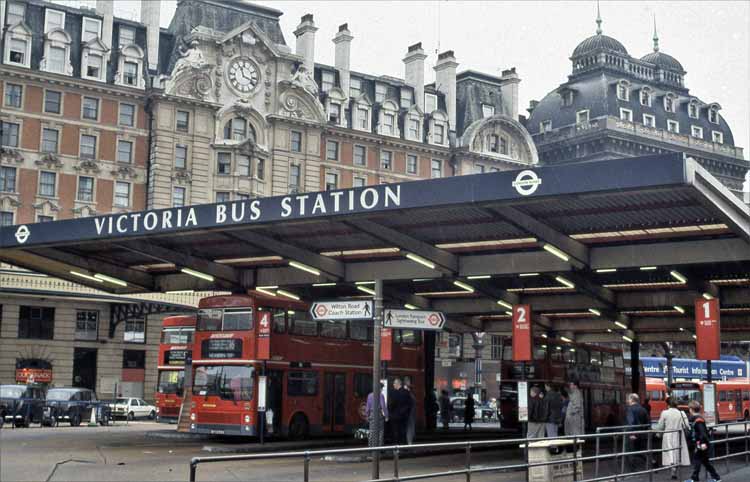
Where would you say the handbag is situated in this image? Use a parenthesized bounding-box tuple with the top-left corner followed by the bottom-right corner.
(679, 412, 693, 446)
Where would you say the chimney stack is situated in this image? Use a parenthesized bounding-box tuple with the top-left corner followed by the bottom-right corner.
(96, 0, 114, 50)
(434, 50, 458, 130)
(500, 67, 520, 120)
(333, 23, 353, 98)
(294, 14, 318, 74)
(140, 0, 160, 72)
(403, 42, 427, 111)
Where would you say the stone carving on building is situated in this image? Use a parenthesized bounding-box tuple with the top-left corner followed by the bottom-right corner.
(35, 153, 63, 169)
(172, 169, 193, 184)
(72, 204, 97, 218)
(73, 159, 101, 174)
(110, 165, 139, 180)
(32, 199, 61, 214)
(277, 84, 326, 124)
(0, 147, 24, 164)
(460, 115, 539, 165)
(0, 195, 21, 210)
(165, 40, 216, 102)
(290, 65, 318, 97)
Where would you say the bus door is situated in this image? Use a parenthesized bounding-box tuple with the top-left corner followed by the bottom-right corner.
(266, 370, 284, 435)
(323, 372, 346, 431)
(733, 390, 743, 420)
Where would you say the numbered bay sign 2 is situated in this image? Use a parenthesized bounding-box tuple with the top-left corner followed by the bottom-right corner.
(695, 298, 720, 361)
(512, 305, 533, 362)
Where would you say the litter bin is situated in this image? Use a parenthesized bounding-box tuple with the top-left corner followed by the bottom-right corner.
(522, 438, 584, 482)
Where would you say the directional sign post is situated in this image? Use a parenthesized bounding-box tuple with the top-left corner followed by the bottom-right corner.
(310, 300, 373, 320)
(382, 309, 446, 331)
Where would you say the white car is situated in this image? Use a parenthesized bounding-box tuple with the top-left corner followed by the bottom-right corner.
(109, 397, 156, 420)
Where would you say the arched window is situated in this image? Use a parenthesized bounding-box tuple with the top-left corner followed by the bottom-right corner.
(224, 118, 248, 141)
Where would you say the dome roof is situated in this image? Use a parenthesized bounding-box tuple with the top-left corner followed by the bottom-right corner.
(640, 51, 684, 72)
(572, 34, 628, 58)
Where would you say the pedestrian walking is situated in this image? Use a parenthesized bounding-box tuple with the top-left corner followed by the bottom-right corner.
(463, 391, 475, 431)
(564, 381, 584, 436)
(625, 393, 650, 473)
(388, 378, 413, 444)
(365, 383, 388, 446)
(527, 386, 547, 438)
(544, 383, 563, 438)
(404, 378, 417, 444)
(439, 390, 452, 430)
(685, 400, 721, 482)
(654, 397, 691, 479)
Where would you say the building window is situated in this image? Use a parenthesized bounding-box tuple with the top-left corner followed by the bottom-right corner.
(290, 131, 302, 152)
(47, 46, 66, 74)
(408, 119, 419, 139)
(488, 134, 499, 153)
(41, 128, 59, 153)
(38, 215, 53, 222)
(375, 83, 387, 103)
(44, 90, 62, 114)
(0, 211, 14, 226)
(224, 118, 247, 141)
(75, 310, 98, 341)
(119, 26, 135, 48)
(0, 166, 17, 192)
(256, 158, 265, 180)
(712, 131, 724, 144)
(321, 71, 334, 92)
(350, 78, 361, 98)
(691, 126, 704, 139)
(708, 108, 719, 124)
(86, 53, 103, 79)
(7, 2, 26, 25)
(400, 89, 413, 109)
(482, 104, 495, 118)
(354, 145, 366, 166)
(500, 137, 508, 155)
(576, 109, 589, 124)
(490, 335, 503, 360)
(326, 140, 339, 161)
(123, 61, 138, 86)
(619, 108, 633, 122)
(643, 114, 656, 128)
(289, 164, 301, 191)
(176, 111, 190, 132)
(689, 102, 699, 119)
(174, 145, 187, 169)
(325, 172, 338, 191)
(18, 306, 55, 340)
(8, 38, 28, 65)
(237, 155, 251, 176)
(80, 134, 97, 159)
(667, 120, 679, 133)
(562, 90, 574, 107)
(124, 318, 145, 343)
(383, 113, 395, 135)
(425, 93, 437, 113)
(82, 97, 99, 120)
(434, 124, 445, 144)
(328, 103, 341, 124)
(116, 105, 135, 128)
(380, 150, 392, 170)
(82, 18, 101, 43)
(39, 171, 56, 197)
(664, 95, 675, 113)
(216, 191, 230, 203)
(407, 154, 417, 174)
(114, 181, 130, 208)
(117, 140, 133, 163)
(77, 176, 94, 202)
(217, 152, 232, 175)
(1, 122, 20, 147)
(616, 83, 629, 101)
(4, 83, 22, 108)
(173, 187, 185, 207)
(45, 9, 65, 32)
(357, 107, 369, 130)
(640, 90, 651, 107)
(353, 176, 366, 188)
(123, 349, 146, 369)
(540, 120, 552, 133)
(431, 159, 442, 178)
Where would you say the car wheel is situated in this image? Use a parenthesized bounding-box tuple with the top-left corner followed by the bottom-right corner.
(0, 414, 4, 429)
(70, 412, 81, 427)
(288, 413, 309, 440)
(148, 410, 156, 420)
(127, 412, 135, 421)
(99, 414, 109, 426)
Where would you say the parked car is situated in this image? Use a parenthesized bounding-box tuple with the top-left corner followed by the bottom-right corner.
(449, 397, 497, 423)
(44, 388, 111, 426)
(109, 397, 156, 420)
(0, 384, 46, 428)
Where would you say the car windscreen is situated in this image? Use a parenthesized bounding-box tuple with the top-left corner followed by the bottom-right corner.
(115, 398, 129, 404)
(193, 365, 254, 401)
(157, 371, 185, 395)
(0, 386, 25, 399)
(46, 390, 73, 401)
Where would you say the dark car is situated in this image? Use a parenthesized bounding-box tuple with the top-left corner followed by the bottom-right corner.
(0, 384, 47, 427)
(44, 388, 111, 426)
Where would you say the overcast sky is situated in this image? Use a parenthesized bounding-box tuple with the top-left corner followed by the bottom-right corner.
(69, 1, 749, 156)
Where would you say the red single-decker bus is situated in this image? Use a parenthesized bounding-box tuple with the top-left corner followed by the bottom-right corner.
(155, 315, 195, 422)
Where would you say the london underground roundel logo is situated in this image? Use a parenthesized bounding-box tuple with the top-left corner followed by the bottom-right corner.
(428, 313, 440, 326)
(512, 170, 542, 196)
(15, 225, 30, 244)
(315, 304, 328, 318)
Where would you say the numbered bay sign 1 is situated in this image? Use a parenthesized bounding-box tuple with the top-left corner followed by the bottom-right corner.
(695, 298, 720, 361)
(512, 305, 533, 362)
(257, 311, 271, 360)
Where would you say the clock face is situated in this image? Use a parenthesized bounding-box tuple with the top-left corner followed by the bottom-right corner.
(228, 58, 259, 94)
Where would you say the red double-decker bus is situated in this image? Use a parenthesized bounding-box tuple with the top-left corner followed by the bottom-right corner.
(498, 337, 630, 431)
(155, 315, 195, 422)
(189, 293, 425, 437)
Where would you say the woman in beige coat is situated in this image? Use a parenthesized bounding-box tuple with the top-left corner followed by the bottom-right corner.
(654, 397, 691, 479)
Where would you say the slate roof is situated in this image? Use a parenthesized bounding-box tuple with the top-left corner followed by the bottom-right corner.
(572, 34, 628, 57)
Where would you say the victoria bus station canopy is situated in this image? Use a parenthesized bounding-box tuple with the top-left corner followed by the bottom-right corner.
(1, 152, 748, 343)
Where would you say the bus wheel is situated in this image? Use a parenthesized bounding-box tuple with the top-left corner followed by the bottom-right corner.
(288, 414, 309, 440)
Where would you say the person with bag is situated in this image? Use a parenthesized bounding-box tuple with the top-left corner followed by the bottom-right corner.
(365, 383, 388, 446)
(654, 397, 691, 479)
(685, 400, 721, 482)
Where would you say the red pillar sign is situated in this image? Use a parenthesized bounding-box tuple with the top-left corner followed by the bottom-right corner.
(257, 311, 271, 360)
(512, 304, 533, 362)
(380, 328, 392, 361)
(695, 298, 720, 360)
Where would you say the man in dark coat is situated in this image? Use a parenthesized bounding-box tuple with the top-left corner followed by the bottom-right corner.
(544, 383, 563, 437)
(527, 386, 548, 438)
(388, 378, 413, 444)
(439, 390, 452, 430)
(625, 393, 650, 472)
(687, 400, 720, 482)
(463, 391, 475, 431)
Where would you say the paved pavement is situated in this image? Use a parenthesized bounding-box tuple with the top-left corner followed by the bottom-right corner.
(2, 421, 748, 482)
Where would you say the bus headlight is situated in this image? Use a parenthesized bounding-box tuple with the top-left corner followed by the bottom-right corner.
(156, 407, 160, 413)
(190, 413, 196, 421)
(244, 415, 250, 423)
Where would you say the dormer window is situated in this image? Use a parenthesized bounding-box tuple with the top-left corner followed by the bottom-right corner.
(86, 54, 102, 79)
(616, 81, 630, 101)
(667, 120, 679, 133)
(119, 26, 135, 48)
(350, 78, 361, 98)
(405, 105, 423, 142)
(688, 101, 700, 119)
(41, 28, 73, 76)
(400, 89, 413, 109)
(7, 2, 25, 25)
(375, 84, 387, 103)
(691, 126, 703, 139)
(434, 124, 445, 144)
(123, 61, 138, 86)
(383, 113, 395, 135)
(640, 89, 652, 107)
(708, 107, 719, 124)
(425, 93, 437, 113)
(48, 47, 66, 73)
(321, 72, 334, 92)
(8, 39, 25, 64)
(619, 108, 633, 122)
(408, 119, 419, 139)
(712, 131, 723, 144)
(576, 109, 589, 124)
(540, 120, 552, 132)
(664, 93, 676, 113)
(328, 103, 341, 123)
(44, 9, 65, 33)
(357, 107, 369, 130)
(117, 45, 145, 88)
(562, 90, 574, 107)
(82, 18, 102, 42)
(377, 100, 400, 138)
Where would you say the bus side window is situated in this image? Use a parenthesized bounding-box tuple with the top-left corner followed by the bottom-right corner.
(399, 330, 421, 346)
(719, 391, 727, 402)
(272, 309, 286, 334)
(590, 350, 601, 365)
(353, 373, 372, 399)
(534, 344, 547, 360)
(576, 348, 590, 364)
(290, 313, 318, 336)
(350, 320, 373, 341)
(743, 390, 750, 401)
(287, 371, 318, 396)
